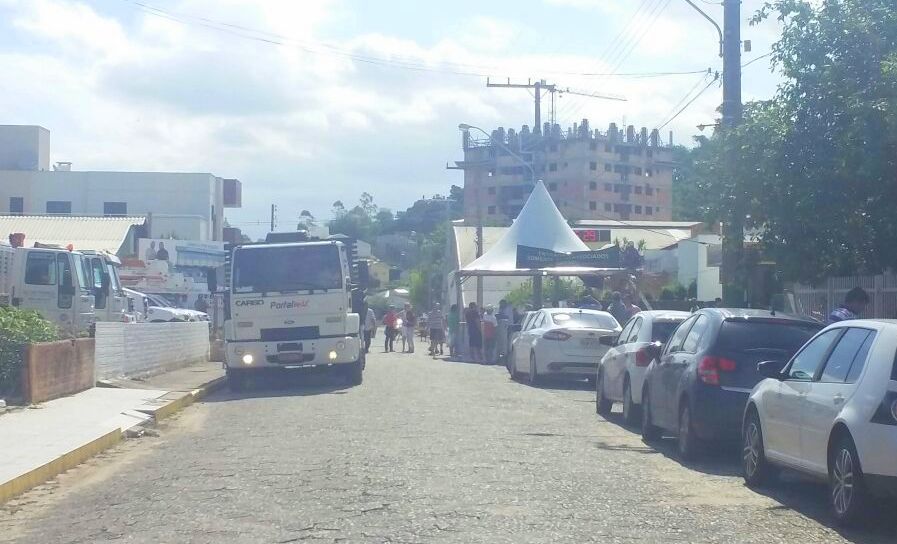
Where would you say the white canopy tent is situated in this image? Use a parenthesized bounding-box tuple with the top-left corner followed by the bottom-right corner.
(454, 181, 624, 309)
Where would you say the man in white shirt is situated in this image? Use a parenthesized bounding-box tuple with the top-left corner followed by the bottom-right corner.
(364, 307, 377, 353)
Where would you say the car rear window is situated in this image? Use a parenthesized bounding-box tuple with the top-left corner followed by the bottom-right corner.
(551, 312, 618, 330)
(651, 321, 683, 343)
(718, 320, 822, 354)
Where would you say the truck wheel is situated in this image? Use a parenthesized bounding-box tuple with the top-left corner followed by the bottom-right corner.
(227, 368, 246, 392)
(344, 356, 364, 386)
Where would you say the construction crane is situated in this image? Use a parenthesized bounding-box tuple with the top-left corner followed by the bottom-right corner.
(486, 77, 626, 129)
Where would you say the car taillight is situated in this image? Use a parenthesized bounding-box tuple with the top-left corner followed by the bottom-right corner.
(698, 356, 737, 385)
(543, 330, 571, 341)
(635, 347, 653, 367)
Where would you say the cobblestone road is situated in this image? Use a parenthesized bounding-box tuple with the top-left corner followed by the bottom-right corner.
(2, 351, 895, 543)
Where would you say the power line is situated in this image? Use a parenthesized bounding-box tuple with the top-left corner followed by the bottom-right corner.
(655, 72, 721, 130)
(742, 51, 773, 69)
(121, 0, 712, 81)
(654, 72, 713, 127)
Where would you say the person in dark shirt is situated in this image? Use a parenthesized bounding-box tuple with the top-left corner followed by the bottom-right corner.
(829, 287, 869, 323)
(156, 242, 170, 261)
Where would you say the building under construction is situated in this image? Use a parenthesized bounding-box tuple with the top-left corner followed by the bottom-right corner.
(456, 120, 675, 225)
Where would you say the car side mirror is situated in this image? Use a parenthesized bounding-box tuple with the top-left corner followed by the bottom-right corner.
(758, 360, 786, 380)
(599, 335, 617, 347)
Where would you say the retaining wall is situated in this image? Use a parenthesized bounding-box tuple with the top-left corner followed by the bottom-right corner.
(95, 322, 209, 381)
(23, 339, 95, 404)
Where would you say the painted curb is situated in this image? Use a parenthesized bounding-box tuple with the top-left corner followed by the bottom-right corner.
(0, 428, 122, 504)
(0, 375, 225, 505)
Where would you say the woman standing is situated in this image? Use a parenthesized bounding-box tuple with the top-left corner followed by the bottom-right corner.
(464, 302, 483, 363)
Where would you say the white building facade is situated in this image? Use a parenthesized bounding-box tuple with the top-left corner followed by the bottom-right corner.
(0, 126, 241, 242)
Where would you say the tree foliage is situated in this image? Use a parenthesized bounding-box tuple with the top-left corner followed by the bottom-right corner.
(681, 0, 897, 282)
(0, 306, 59, 399)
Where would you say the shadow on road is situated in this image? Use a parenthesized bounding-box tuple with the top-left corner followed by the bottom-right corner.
(206, 367, 353, 401)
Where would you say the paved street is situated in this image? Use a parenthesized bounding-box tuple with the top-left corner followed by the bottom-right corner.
(1, 350, 894, 544)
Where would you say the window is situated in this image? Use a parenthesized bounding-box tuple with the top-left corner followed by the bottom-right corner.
(9, 197, 23, 215)
(647, 149, 653, 158)
(652, 320, 686, 343)
(562, 162, 568, 169)
(613, 204, 619, 212)
(604, 183, 612, 191)
(634, 167, 642, 175)
(646, 169, 654, 177)
(655, 188, 661, 195)
(488, 169, 495, 177)
(604, 203, 612, 211)
(103, 202, 127, 216)
(589, 201, 597, 210)
(549, 163, 557, 172)
(487, 205, 496, 215)
(846, 332, 875, 383)
(56, 253, 73, 309)
(25, 252, 57, 285)
(617, 318, 637, 345)
(589, 181, 597, 190)
(786, 329, 841, 380)
(635, 186, 643, 194)
(487, 186, 496, 195)
(666, 317, 696, 354)
(820, 328, 874, 383)
(598, 230, 611, 242)
(645, 185, 654, 196)
(634, 205, 642, 214)
(682, 315, 710, 353)
(627, 318, 644, 343)
(46, 201, 72, 214)
(90, 257, 107, 309)
(604, 163, 612, 172)
(645, 207, 653, 215)
(613, 184, 620, 193)
(590, 161, 598, 171)
(548, 182, 558, 191)
(552, 311, 619, 330)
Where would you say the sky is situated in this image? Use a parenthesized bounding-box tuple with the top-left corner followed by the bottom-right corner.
(0, 0, 784, 239)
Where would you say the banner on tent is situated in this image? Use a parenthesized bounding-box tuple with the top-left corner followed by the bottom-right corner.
(516, 245, 622, 270)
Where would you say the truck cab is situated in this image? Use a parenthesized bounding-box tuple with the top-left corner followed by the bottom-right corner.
(0, 244, 96, 335)
(224, 240, 364, 389)
(80, 250, 133, 322)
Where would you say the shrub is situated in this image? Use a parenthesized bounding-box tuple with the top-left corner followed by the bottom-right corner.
(0, 306, 59, 399)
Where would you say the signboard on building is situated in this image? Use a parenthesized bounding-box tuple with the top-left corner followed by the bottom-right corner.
(137, 238, 226, 268)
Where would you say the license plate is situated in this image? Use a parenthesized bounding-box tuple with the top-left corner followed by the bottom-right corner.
(580, 338, 600, 348)
(277, 352, 305, 363)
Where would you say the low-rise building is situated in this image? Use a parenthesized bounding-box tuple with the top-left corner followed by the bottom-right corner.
(0, 125, 241, 242)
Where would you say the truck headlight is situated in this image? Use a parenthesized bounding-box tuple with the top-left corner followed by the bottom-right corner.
(328, 351, 338, 361)
(242, 354, 254, 365)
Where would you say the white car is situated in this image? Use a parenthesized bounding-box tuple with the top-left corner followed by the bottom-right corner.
(508, 308, 620, 384)
(743, 319, 897, 525)
(596, 310, 690, 423)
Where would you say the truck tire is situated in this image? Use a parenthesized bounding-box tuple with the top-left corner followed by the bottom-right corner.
(344, 355, 364, 386)
(227, 368, 246, 392)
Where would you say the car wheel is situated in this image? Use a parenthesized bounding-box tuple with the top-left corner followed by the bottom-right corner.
(829, 434, 868, 526)
(227, 368, 246, 392)
(678, 402, 701, 461)
(595, 369, 612, 416)
(742, 409, 777, 487)
(622, 377, 641, 426)
(528, 352, 541, 386)
(641, 386, 661, 442)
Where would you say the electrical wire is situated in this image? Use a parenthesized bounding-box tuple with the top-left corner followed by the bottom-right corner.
(742, 51, 773, 69)
(655, 72, 720, 130)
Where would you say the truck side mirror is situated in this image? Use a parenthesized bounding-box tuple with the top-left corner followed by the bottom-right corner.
(59, 283, 75, 296)
(101, 272, 111, 292)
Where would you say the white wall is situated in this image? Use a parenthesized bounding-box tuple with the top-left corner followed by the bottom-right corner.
(0, 170, 224, 241)
(678, 234, 722, 302)
(0, 125, 49, 171)
(95, 321, 210, 380)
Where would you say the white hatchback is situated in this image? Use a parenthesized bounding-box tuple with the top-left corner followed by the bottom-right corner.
(508, 308, 620, 384)
(596, 311, 690, 424)
(742, 319, 897, 525)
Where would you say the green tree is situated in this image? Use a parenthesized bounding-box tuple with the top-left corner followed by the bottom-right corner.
(693, 0, 897, 282)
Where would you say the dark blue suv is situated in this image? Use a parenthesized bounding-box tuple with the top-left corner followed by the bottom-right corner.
(640, 309, 822, 460)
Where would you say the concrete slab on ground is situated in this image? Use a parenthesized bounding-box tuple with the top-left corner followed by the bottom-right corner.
(99, 361, 225, 392)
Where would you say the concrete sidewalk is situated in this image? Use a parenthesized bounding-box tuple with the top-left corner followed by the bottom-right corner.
(0, 361, 225, 504)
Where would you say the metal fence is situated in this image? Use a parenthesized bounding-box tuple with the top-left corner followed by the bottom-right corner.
(792, 274, 897, 321)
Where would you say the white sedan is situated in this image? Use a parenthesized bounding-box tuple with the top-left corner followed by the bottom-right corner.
(508, 308, 620, 385)
(743, 319, 897, 526)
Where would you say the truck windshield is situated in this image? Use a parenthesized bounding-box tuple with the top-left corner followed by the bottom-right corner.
(233, 245, 343, 293)
(74, 255, 91, 292)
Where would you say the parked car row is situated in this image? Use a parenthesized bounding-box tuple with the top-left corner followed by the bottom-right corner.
(507, 306, 897, 526)
(122, 288, 209, 323)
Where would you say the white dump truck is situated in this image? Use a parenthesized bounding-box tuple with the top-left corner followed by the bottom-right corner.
(80, 250, 133, 323)
(223, 239, 364, 390)
(0, 242, 96, 335)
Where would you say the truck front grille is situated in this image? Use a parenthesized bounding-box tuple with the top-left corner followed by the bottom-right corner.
(260, 326, 320, 341)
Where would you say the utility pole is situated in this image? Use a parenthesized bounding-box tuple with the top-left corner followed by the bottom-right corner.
(720, 0, 744, 306)
(270, 204, 277, 232)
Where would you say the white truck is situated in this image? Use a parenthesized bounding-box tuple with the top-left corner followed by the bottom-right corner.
(223, 239, 364, 390)
(0, 243, 96, 335)
(80, 250, 133, 323)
